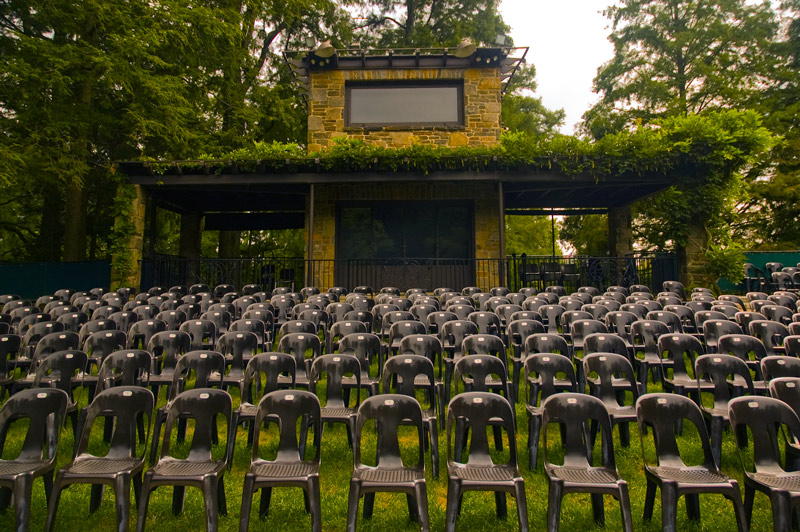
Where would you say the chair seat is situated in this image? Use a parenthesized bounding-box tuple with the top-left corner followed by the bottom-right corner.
(355, 466, 422, 484)
(450, 463, 518, 482)
(0, 460, 49, 477)
(236, 403, 258, 418)
(321, 406, 356, 418)
(251, 461, 318, 479)
(65, 457, 142, 475)
(648, 465, 730, 484)
(150, 458, 225, 477)
(749, 472, 800, 491)
(546, 465, 619, 484)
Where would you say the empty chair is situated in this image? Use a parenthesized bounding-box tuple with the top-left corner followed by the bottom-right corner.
(240, 389, 322, 532)
(761, 356, 800, 381)
(662, 280, 686, 300)
(658, 333, 708, 402)
(439, 319, 479, 404)
(786, 335, 800, 357)
(426, 311, 457, 335)
(524, 353, 578, 470)
(279, 319, 317, 339)
(327, 320, 368, 354)
(728, 395, 800, 532)
(636, 393, 747, 532)
(702, 319, 742, 353)
(216, 330, 258, 396)
(45, 386, 154, 532)
(750, 320, 790, 356)
(179, 319, 218, 350)
(445, 392, 528, 532)
(310, 354, 360, 449)
(569, 319, 608, 359)
(647, 310, 684, 334)
(541, 393, 633, 532)
(346, 394, 429, 532)
(763, 304, 795, 326)
(604, 310, 638, 348)
(718, 334, 768, 392)
(583, 353, 639, 450)
(0, 388, 68, 532)
(277, 332, 322, 390)
(631, 319, 670, 388)
(137, 388, 231, 532)
(387, 320, 427, 357)
(381, 355, 440, 477)
(147, 330, 191, 398)
(695, 353, 755, 467)
(539, 304, 566, 334)
(338, 332, 382, 397)
(582, 303, 611, 320)
(735, 311, 766, 332)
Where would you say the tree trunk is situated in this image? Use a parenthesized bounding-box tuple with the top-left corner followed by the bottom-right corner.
(62, 180, 88, 261)
(37, 185, 65, 261)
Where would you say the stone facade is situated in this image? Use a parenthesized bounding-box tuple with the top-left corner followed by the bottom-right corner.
(110, 185, 146, 290)
(307, 68, 502, 151)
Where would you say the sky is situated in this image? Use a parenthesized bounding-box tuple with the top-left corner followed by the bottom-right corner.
(498, 0, 616, 134)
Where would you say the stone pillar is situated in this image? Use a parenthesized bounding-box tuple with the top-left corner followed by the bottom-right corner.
(179, 211, 203, 284)
(608, 206, 634, 257)
(218, 230, 241, 288)
(110, 184, 147, 291)
(679, 219, 710, 288)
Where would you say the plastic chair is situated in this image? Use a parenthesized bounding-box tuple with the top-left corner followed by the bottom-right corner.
(216, 331, 258, 397)
(658, 333, 708, 403)
(338, 332, 382, 397)
(702, 319, 742, 354)
(718, 334, 768, 393)
(631, 319, 670, 388)
(445, 392, 528, 532)
(524, 353, 578, 470)
(229, 318, 269, 352)
(728, 395, 800, 532)
(0, 388, 68, 532)
(179, 319, 218, 350)
(750, 320, 790, 357)
(327, 320, 367, 354)
(240, 389, 322, 532)
(762, 356, 800, 381)
(695, 353, 754, 467)
(45, 386, 154, 532)
(277, 332, 321, 389)
(310, 354, 360, 449)
(542, 393, 633, 532)
(387, 320, 427, 357)
(636, 393, 747, 532)
(146, 330, 191, 396)
(439, 320, 479, 404)
(346, 394, 430, 532)
(137, 388, 231, 532)
(381, 355, 440, 477)
(583, 353, 639, 451)
(227, 352, 296, 468)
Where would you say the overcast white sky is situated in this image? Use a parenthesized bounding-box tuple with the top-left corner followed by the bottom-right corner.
(498, 0, 616, 134)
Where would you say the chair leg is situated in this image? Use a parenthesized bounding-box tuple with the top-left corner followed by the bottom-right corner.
(90, 484, 105, 513)
(346, 480, 360, 532)
(415, 482, 430, 532)
(494, 491, 507, 519)
(218, 477, 227, 516)
(202, 477, 220, 532)
(729, 491, 748, 532)
(744, 484, 754, 529)
(428, 420, 439, 479)
(770, 492, 792, 532)
(308, 476, 322, 532)
(618, 481, 634, 532)
(13, 475, 34, 532)
(515, 481, 529, 532)
(149, 412, 163, 464)
(227, 413, 239, 471)
(710, 416, 723, 467)
(44, 474, 65, 532)
(133, 473, 142, 507)
(591, 493, 605, 525)
(136, 476, 152, 532)
(113, 476, 132, 532)
(445, 479, 460, 532)
(406, 494, 418, 522)
(643, 479, 656, 522)
(685, 493, 700, 520)
(0, 486, 10, 511)
(240, 478, 255, 532)
(528, 414, 541, 471)
(660, 482, 678, 532)
(172, 486, 185, 515)
(547, 480, 563, 532)
(259, 487, 272, 517)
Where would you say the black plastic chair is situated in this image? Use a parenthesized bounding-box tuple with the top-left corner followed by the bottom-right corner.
(240, 389, 322, 532)
(227, 352, 296, 468)
(541, 393, 633, 532)
(45, 386, 154, 532)
(768, 377, 800, 470)
(524, 353, 578, 470)
(631, 319, 670, 388)
(658, 333, 709, 403)
(146, 330, 191, 396)
(137, 388, 231, 532)
(179, 319, 218, 350)
(148, 350, 226, 464)
(0, 334, 22, 399)
(277, 332, 321, 390)
(718, 333, 768, 393)
(327, 320, 367, 354)
(346, 394, 430, 532)
(0, 388, 68, 532)
(763, 356, 800, 381)
(636, 393, 747, 532)
(696, 353, 755, 467)
(750, 319, 790, 357)
(381, 355, 440, 477)
(583, 352, 639, 451)
(310, 353, 360, 449)
(728, 395, 800, 532)
(445, 391, 528, 532)
(216, 330, 258, 397)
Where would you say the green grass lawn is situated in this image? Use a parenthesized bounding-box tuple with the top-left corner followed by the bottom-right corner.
(0, 375, 780, 532)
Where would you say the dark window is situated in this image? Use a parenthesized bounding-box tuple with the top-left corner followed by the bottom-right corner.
(337, 201, 473, 260)
(345, 81, 464, 127)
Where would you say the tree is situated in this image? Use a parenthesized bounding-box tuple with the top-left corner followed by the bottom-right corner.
(559, 215, 610, 256)
(501, 65, 565, 136)
(589, 0, 777, 127)
(505, 215, 560, 257)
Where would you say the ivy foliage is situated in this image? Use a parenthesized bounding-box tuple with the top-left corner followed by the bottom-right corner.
(143, 110, 773, 193)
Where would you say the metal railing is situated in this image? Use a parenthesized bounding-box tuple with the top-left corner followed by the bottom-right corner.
(140, 253, 678, 294)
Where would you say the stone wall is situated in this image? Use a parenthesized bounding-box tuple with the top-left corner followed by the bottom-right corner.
(307, 68, 502, 151)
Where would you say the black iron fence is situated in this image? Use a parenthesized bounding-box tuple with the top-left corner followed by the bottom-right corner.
(140, 253, 678, 294)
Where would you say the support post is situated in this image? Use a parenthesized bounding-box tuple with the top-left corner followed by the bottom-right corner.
(179, 211, 203, 284)
(607, 206, 634, 256)
(498, 182, 505, 288)
(307, 183, 315, 288)
(110, 185, 147, 291)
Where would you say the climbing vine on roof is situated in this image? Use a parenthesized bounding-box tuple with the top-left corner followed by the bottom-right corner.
(154, 109, 772, 183)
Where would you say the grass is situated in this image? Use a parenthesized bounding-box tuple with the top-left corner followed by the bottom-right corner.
(0, 361, 781, 532)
